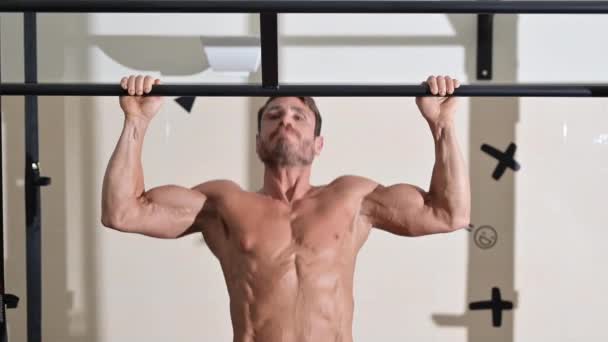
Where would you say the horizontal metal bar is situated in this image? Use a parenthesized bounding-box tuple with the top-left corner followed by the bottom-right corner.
(2, 83, 608, 97)
(2, 1, 608, 14)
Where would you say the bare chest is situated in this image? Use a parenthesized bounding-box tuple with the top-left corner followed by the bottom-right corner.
(209, 194, 364, 262)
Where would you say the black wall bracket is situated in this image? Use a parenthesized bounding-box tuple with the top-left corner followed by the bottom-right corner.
(477, 14, 494, 80)
(260, 12, 279, 89)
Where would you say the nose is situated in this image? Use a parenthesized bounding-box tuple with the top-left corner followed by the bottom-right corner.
(278, 114, 297, 130)
(273, 114, 298, 138)
(280, 113, 294, 125)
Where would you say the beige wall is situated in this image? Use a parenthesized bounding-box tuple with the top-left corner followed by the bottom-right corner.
(2, 11, 608, 342)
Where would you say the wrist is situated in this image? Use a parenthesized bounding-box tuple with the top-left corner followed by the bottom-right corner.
(124, 114, 151, 128)
(428, 119, 455, 140)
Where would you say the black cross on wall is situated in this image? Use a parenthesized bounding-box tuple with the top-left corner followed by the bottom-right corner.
(481, 142, 521, 180)
(469, 287, 513, 327)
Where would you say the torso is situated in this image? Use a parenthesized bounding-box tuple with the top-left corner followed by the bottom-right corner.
(197, 176, 378, 342)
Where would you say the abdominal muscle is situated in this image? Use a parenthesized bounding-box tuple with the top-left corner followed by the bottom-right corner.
(225, 247, 356, 342)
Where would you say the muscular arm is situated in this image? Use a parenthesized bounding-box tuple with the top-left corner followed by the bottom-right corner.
(101, 117, 207, 239)
(362, 121, 470, 237)
(426, 120, 470, 229)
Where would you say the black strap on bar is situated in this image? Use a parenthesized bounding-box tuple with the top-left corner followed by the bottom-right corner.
(2, 1, 608, 14)
(260, 12, 278, 89)
(24, 12, 42, 342)
(2, 83, 608, 97)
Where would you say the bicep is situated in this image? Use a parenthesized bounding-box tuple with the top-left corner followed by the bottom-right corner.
(121, 184, 208, 239)
(362, 183, 452, 236)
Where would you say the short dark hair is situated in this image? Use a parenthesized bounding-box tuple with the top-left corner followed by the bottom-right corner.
(257, 97, 322, 137)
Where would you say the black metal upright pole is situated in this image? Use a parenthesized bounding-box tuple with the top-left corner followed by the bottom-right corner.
(0, 13, 7, 342)
(23, 12, 42, 342)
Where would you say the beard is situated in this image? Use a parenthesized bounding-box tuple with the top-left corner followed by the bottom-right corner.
(258, 133, 315, 168)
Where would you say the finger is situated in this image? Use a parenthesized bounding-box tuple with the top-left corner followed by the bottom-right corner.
(437, 76, 447, 96)
(120, 77, 128, 90)
(135, 75, 145, 96)
(143, 75, 155, 94)
(427, 75, 438, 95)
(445, 75, 454, 94)
(454, 79, 461, 89)
(127, 75, 136, 96)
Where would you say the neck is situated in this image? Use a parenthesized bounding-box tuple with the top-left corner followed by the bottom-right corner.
(260, 165, 313, 204)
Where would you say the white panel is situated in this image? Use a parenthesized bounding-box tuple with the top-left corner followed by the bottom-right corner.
(89, 13, 255, 36)
(281, 46, 467, 83)
(518, 15, 608, 82)
(282, 13, 456, 36)
(515, 98, 608, 340)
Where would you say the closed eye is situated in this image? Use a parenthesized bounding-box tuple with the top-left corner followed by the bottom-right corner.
(267, 112, 281, 119)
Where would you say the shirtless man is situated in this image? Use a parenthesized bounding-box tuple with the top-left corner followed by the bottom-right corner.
(101, 74, 470, 342)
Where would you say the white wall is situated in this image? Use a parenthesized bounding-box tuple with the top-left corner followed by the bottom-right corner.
(2, 11, 608, 342)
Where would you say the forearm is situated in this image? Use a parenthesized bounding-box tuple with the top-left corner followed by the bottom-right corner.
(427, 120, 470, 226)
(101, 117, 149, 224)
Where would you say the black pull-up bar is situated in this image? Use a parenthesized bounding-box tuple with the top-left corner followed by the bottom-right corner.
(2, 0, 608, 14)
(2, 83, 608, 97)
